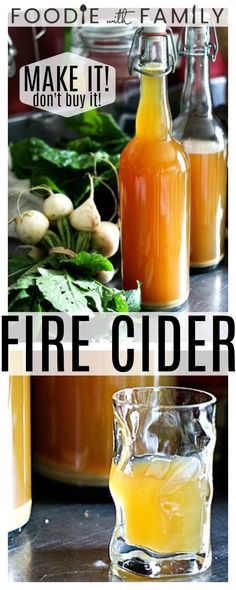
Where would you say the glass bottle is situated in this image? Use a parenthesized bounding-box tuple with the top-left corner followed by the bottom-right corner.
(8, 376, 32, 534)
(119, 27, 190, 310)
(174, 25, 227, 270)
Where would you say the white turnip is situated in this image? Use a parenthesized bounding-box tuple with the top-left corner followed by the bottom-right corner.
(43, 193, 73, 221)
(96, 269, 115, 284)
(91, 221, 120, 258)
(70, 196, 101, 232)
(69, 174, 101, 232)
(15, 210, 49, 245)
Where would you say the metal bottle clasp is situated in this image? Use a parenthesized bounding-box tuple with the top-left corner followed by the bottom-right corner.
(177, 26, 218, 62)
(128, 27, 177, 77)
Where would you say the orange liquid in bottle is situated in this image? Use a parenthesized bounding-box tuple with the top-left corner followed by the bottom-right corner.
(183, 140, 227, 267)
(120, 70, 190, 309)
(8, 376, 32, 532)
(32, 375, 156, 486)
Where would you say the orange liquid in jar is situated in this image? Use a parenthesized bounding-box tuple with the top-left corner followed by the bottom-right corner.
(8, 376, 32, 532)
(32, 375, 156, 486)
(184, 140, 227, 268)
(120, 70, 190, 309)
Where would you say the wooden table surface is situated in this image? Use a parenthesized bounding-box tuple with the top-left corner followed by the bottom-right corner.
(8, 480, 228, 583)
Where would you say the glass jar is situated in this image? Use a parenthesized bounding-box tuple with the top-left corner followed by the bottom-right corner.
(32, 375, 164, 487)
(8, 376, 32, 533)
(120, 27, 190, 310)
(173, 26, 227, 269)
(71, 26, 139, 120)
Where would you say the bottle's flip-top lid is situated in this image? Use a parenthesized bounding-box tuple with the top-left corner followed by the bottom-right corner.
(128, 25, 177, 77)
(142, 24, 167, 35)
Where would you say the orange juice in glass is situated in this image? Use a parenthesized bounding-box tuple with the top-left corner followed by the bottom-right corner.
(110, 455, 208, 554)
(109, 387, 216, 578)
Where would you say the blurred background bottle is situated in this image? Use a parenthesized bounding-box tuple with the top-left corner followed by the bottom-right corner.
(8, 376, 32, 534)
(31, 375, 163, 486)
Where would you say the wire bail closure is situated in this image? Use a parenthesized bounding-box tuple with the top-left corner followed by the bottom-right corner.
(128, 27, 177, 77)
(177, 26, 218, 62)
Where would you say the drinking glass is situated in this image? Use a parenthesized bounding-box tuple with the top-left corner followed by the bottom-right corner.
(109, 387, 216, 578)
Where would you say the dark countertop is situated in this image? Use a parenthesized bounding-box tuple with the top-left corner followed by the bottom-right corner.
(113, 254, 228, 313)
(8, 480, 228, 583)
(186, 256, 228, 313)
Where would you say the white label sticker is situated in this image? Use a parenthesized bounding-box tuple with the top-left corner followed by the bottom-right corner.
(19, 52, 116, 117)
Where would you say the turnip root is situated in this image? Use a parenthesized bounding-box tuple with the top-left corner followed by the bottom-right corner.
(69, 173, 101, 232)
(96, 269, 115, 284)
(70, 195, 101, 232)
(15, 210, 49, 245)
(43, 193, 73, 221)
(91, 221, 120, 258)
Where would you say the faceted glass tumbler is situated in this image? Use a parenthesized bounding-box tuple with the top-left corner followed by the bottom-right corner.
(109, 387, 216, 579)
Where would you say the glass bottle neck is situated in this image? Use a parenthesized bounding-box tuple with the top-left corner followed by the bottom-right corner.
(181, 54, 212, 116)
(136, 72, 172, 140)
